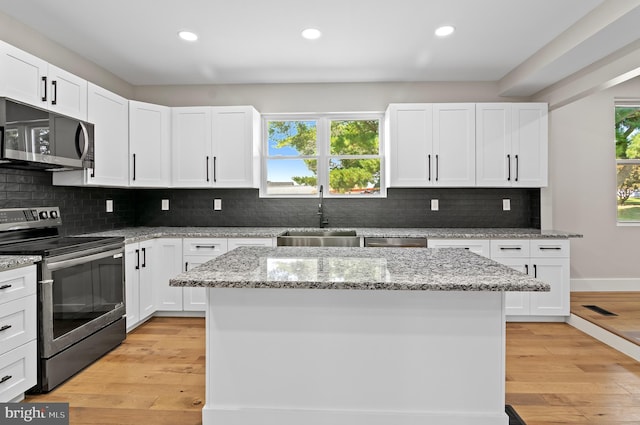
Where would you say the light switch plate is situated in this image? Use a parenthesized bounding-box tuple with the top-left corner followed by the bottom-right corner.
(431, 199, 439, 211)
(106, 199, 113, 213)
(161, 199, 169, 211)
(503, 199, 511, 211)
(214, 199, 222, 211)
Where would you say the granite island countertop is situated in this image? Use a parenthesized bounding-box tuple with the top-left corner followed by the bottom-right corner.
(169, 246, 549, 292)
(0, 255, 42, 271)
(85, 226, 582, 244)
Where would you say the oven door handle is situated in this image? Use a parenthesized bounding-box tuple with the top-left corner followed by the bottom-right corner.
(45, 248, 124, 272)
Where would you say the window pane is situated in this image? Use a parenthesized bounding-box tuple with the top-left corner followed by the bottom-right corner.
(268, 120, 317, 156)
(615, 107, 640, 159)
(330, 120, 379, 155)
(617, 164, 640, 222)
(267, 159, 317, 195)
(329, 158, 380, 195)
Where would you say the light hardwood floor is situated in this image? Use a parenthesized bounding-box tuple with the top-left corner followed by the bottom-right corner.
(26, 317, 640, 425)
(571, 291, 640, 346)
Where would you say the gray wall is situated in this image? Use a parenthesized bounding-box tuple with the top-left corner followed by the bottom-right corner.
(546, 78, 640, 280)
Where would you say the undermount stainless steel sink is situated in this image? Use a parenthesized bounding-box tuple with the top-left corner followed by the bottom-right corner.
(277, 230, 360, 247)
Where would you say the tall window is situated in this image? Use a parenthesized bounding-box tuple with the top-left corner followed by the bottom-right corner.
(615, 104, 640, 223)
(262, 114, 383, 197)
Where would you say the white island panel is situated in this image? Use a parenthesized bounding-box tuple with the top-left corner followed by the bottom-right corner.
(204, 288, 508, 425)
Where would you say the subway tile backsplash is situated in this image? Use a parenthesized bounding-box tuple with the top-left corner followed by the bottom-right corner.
(0, 168, 540, 233)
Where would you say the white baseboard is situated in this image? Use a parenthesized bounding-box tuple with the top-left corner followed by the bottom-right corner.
(567, 314, 640, 362)
(571, 278, 640, 292)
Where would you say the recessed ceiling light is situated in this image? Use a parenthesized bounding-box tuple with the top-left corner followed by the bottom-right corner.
(435, 25, 455, 38)
(178, 30, 198, 42)
(301, 28, 322, 40)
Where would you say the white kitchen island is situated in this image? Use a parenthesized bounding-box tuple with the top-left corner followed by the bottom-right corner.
(170, 246, 548, 425)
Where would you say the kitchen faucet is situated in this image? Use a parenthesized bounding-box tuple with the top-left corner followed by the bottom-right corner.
(318, 185, 329, 228)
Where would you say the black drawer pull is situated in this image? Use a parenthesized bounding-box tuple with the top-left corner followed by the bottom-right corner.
(500, 247, 522, 250)
(539, 247, 562, 250)
(195, 245, 218, 249)
(0, 284, 11, 290)
(0, 325, 12, 332)
(0, 375, 12, 384)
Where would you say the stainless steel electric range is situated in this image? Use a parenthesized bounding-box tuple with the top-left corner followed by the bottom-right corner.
(0, 207, 125, 392)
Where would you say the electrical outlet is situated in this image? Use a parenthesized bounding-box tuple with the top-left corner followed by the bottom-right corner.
(106, 199, 113, 213)
(503, 199, 511, 211)
(161, 199, 169, 211)
(431, 199, 439, 211)
(214, 199, 222, 211)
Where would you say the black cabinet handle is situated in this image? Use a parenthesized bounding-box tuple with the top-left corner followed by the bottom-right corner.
(533, 264, 537, 278)
(435, 154, 439, 182)
(195, 245, 218, 249)
(213, 156, 217, 183)
(41, 76, 47, 101)
(206, 156, 210, 182)
(507, 154, 511, 181)
(515, 154, 519, 182)
(0, 284, 11, 290)
(141, 247, 146, 268)
(0, 325, 12, 332)
(0, 375, 12, 384)
(51, 80, 57, 105)
(539, 247, 562, 251)
(428, 154, 431, 181)
(185, 262, 189, 272)
(500, 247, 522, 250)
(135, 249, 140, 270)
(132, 154, 136, 181)
(524, 264, 529, 274)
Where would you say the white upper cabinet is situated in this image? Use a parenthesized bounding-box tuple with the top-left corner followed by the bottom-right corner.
(129, 101, 171, 187)
(0, 41, 87, 120)
(386, 103, 475, 187)
(171, 107, 213, 187)
(432, 103, 476, 186)
(172, 106, 260, 188)
(211, 106, 261, 188)
(476, 103, 548, 187)
(53, 83, 129, 187)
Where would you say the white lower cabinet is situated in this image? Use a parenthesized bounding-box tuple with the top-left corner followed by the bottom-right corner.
(125, 240, 155, 331)
(0, 265, 37, 402)
(183, 238, 228, 311)
(491, 239, 570, 318)
(154, 239, 184, 312)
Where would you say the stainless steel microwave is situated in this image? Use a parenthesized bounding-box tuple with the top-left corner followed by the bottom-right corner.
(0, 98, 94, 171)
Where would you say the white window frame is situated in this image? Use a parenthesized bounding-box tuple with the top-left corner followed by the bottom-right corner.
(260, 112, 386, 198)
(615, 101, 640, 226)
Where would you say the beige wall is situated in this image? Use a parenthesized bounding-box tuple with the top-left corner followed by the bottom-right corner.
(0, 11, 133, 98)
(545, 78, 640, 279)
(133, 82, 526, 113)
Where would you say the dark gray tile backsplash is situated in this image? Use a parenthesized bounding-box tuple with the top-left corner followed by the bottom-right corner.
(0, 168, 540, 233)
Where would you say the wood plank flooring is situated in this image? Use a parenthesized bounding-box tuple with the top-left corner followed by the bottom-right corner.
(571, 292, 640, 345)
(25, 317, 640, 425)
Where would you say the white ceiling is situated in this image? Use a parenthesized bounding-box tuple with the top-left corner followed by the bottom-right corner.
(0, 0, 638, 96)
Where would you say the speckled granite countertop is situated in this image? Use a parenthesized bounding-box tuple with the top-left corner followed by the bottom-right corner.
(85, 226, 581, 244)
(169, 246, 549, 292)
(0, 255, 41, 271)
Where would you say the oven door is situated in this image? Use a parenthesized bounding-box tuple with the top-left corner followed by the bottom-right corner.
(39, 243, 125, 358)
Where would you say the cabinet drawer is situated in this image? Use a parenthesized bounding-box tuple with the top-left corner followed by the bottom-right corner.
(0, 339, 37, 402)
(0, 265, 37, 305)
(228, 238, 274, 250)
(490, 240, 530, 258)
(0, 295, 36, 356)
(427, 239, 490, 258)
(182, 238, 228, 256)
(530, 239, 570, 258)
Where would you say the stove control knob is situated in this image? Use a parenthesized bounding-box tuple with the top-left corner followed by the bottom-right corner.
(39, 211, 49, 220)
(50, 210, 59, 219)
